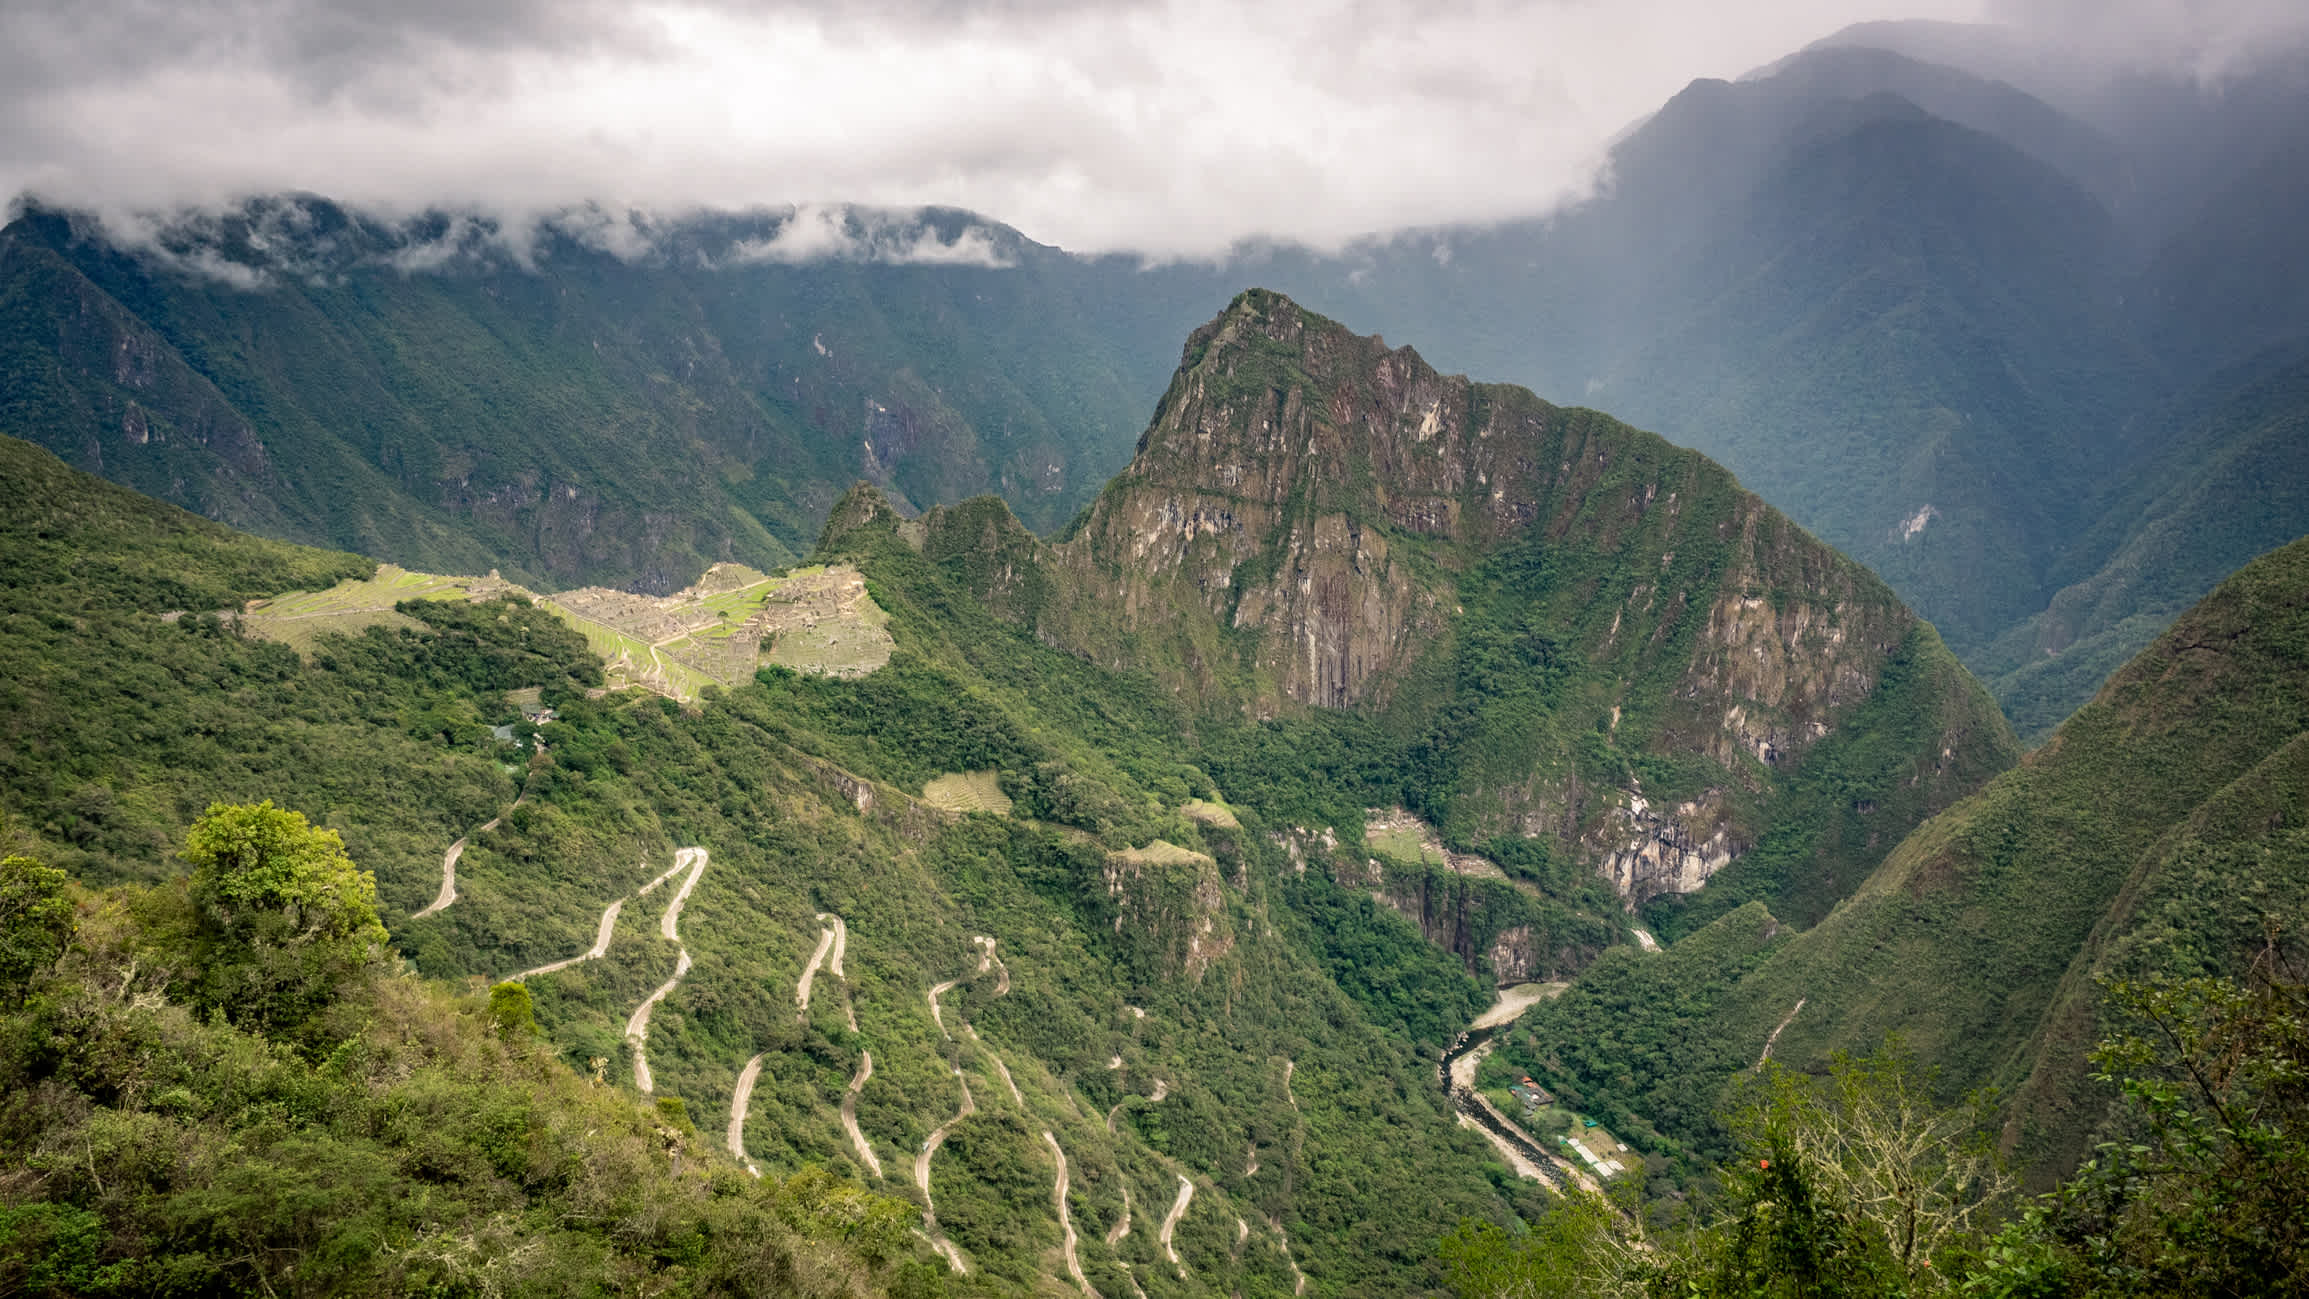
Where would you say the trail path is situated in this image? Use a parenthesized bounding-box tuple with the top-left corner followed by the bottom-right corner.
(914, 936, 1023, 1273)
(842, 1051, 883, 1177)
(1044, 1131, 1100, 1297)
(1271, 1056, 1308, 1292)
(1107, 1076, 1171, 1134)
(625, 847, 709, 1094)
(637, 854, 691, 895)
(977, 936, 1010, 994)
(916, 1230, 969, 1276)
(1107, 1186, 1133, 1245)
(815, 911, 858, 1029)
(1272, 1220, 1309, 1296)
(824, 912, 848, 977)
(1158, 1174, 1195, 1277)
(729, 1054, 766, 1177)
(927, 978, 960, 1038)
(413, 836, 468, 919)
(915, 1067, 977, 1273)
(510, 845, 697, 982)
(408, 777, 532, 926)
(796, 923, 837, 1015)
(410, 814, 505, 919)
(515, 897, 626, 980)
(1756, 997, 1807, 1067)
(966, 1025, 1025, 1105)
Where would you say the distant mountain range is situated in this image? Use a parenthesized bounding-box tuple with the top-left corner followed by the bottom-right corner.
(4, 25, 2304, 736)
(7, 275, 2304, 1290)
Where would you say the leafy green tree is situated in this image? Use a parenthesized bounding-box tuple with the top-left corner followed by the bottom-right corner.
(1686, 1132, 1901, 1299)
(1441, 1192, 1641, 1299)
(0, 852, 74, 1005)
(1439, 1045, 2005, 1298)
(1965, 928, 2309, 1296)
(487, 980, 537, 1040)
(181, 800, 387, 1036)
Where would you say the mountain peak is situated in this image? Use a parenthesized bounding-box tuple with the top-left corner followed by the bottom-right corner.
(967, 298, 2013, 913)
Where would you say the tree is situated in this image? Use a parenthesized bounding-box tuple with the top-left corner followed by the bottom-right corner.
(1441, 1192, 1643, 1299)
(1967, 924, 2309, 1296)
(1744, 1045, 2012, 1283)
(1435, 1045, 2010, 1298)
(0, 852, 74, 1004)
(181, 800, 386, 1035)
(487, 980, 537, 1040)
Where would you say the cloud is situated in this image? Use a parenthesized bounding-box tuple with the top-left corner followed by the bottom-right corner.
(1989, 0, 2309, 80)
(726, 205, 1014, 266)
(3, 0, 2299, 258)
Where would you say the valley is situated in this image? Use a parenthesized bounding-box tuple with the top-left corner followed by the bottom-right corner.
(3, 22, 2307, 1289)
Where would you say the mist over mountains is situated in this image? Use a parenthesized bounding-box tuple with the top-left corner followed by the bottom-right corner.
(4, 14, 2309, 1296)
(11, 23, 2309, 733)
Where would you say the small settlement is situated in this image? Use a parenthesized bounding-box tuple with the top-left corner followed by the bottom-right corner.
(1559, 1119, 1633, 1179)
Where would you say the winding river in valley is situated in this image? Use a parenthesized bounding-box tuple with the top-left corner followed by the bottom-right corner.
(1437, 981, 1598, 1193)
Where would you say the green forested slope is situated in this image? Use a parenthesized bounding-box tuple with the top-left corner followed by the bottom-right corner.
(1500, 532, 2309, 1188)
(925, 290, 2016, 942)
(1983, 345, 2309, 738)
(1, 430, 1549, 1295)
(0, 863, 935, 1297)
(0, 201, 1218, 592)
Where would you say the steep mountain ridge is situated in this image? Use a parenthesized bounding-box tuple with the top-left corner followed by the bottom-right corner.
(1224, 42, 2305, 735)
(1498, 530, 2309, 1182)
(0, 200, 1218, 592)
(888, 291, 2015, 920)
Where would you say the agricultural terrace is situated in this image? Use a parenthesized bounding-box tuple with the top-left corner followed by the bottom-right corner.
(239, 561, 892, 701)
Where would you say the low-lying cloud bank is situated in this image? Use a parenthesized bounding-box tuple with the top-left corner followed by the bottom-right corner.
(21, 197, 1020, 289)
(3, 0, 2303, 260)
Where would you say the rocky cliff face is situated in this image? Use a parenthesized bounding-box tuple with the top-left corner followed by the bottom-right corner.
(894, 291, 2015, 910)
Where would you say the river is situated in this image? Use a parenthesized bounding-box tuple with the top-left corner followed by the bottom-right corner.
(1438, 982, 1602, 1192)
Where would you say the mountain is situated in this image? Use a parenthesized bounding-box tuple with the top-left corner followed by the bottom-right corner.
(1493, 528, 2309, 1183)
(10, 35, 2307, 743)
(1, 420, 1543, 1295)
(1240, 47, 2149, 664)
(0, 199, 1220, 593)
(1230, 41, 2309, 737)
(1982, 344, 2309, 736)
(0, 289, 2030, 1292)
(893, 290, 2017, 935)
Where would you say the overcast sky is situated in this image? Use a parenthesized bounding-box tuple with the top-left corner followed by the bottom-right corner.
(2, 0, 2303, 258)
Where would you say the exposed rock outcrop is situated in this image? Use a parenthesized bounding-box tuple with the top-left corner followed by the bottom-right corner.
(844, 291, 2015, 911)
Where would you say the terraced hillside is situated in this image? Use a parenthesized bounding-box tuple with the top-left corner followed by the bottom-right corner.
(232, 558, 893, 701)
